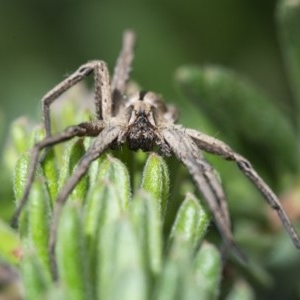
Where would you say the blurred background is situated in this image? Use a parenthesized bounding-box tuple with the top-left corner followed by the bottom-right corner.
(0, 0, 291, 149)
(1, 0, 300, 299)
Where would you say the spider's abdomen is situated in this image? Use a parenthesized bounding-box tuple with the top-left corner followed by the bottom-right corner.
(127, 113, 157, 152)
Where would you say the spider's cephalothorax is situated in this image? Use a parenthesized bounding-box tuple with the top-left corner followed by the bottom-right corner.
(124, 91, 174, 153)
(11, 30, 300, 278)
(126, 92, 160, 152)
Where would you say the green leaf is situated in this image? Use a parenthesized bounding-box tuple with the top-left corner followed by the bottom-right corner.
(130, 191, 163, 277)
(169, 192, 210, 250)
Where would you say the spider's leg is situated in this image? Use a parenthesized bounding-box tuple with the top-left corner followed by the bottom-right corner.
(42, 60, 112, 137)
(48, 125, 120, 279)
(111, 30, 136, 96)
(186, 128, 300, 249)
(162, 128, 245, 260)
(236, 155, 300, 248)
(11, 121, 105, 228)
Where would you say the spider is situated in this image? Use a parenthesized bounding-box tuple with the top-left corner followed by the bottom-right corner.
(12, 30, 300, 277)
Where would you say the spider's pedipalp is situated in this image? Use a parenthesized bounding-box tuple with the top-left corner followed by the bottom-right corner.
(42, 60, 112, 137)
(185, 127, 300, 249)
(161, 127, 247, 259)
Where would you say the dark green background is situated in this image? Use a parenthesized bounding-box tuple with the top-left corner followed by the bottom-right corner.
(0, 0, 291, 149)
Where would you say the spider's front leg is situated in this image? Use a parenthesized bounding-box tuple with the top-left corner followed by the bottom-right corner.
(42, 60, 112, 138)
(161, 127, 245, 260)
(185, 128, 300, 249)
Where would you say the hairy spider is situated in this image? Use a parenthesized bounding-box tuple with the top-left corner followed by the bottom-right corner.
(12, 30, 300, 277)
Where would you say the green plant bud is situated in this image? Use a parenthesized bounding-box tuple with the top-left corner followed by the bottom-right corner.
(193, 242, 222, 300)
(13, 152, 31, 202)
(58, 138, 88, 203)
(130, 191, 163, 277)
(97, 216, 147, 300)
(169, 193, 210, 250)
(176, 65, 300, 178)
(141, 153, 170, 218)
(56, 201, 91, 300)
(84, 156, 130, 240)
(84, 157, 130, 242)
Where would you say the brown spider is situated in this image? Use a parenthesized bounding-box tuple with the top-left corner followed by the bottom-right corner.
(12, 30, 300, 277)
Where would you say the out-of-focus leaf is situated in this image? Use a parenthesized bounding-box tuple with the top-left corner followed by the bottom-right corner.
(277, 0, 300, 129)
(155, 194, 216, 300)
(97, 216, 147, 300)
(154, 238, 208, 300)
(176, 65, 300, 180)
(26, 179, 51, 277)
(169, 192, 210, 249)
(0, 219, 20, 264)
(56, 201, 92, 300)
(130, 191, 163, 277)
(193, 242, 222, 300)
(226, 280, 255, 300)
(3, 117, 32, 172)
(21, 247, 51, 300)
